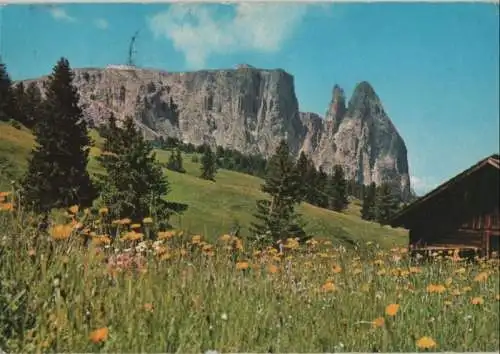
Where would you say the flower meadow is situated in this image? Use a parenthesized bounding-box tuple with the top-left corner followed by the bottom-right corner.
(0, 191, 499, 353)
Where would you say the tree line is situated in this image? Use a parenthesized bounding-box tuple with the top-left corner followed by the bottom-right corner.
(0, 57, 405, 248)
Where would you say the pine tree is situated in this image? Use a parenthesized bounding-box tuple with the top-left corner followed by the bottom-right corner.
(23, 82, 43, 129)
(329, 164, 349, 212)
(313, 166, 329, 208)
(250, 140, 307, 246)
(295, 151, 310, 202)
(20, 57, 96, 212)
(12, 82, 27, 125)
(361, 182, 377, 221)
(0, 60, 15, 122)
(166, 147, 185, 173)
(375, 182, 400, 225)
(175, 148, 185, 173)
(97, 114, 172, 225)
(200, 145, 217, 181)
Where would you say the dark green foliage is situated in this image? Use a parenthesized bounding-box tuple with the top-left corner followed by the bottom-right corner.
(167, 147, 185, 173)
(19, 57, 97, 213)
(295, 151, 310, 202)
(361, 182, 377, 221)
(347, 178, 364, 200)
(0, 61, 16, 122)
(329, 164, 349, 212)
(375, 182, 400, 225)
(96, 114, 173, 228)
(13, 81, 42, 129)
(200, 145, 217, 181)
(250, 140, 307, 246)
(313, 166, 330, 208)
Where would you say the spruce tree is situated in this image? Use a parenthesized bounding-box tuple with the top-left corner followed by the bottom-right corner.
(166, 147, 185, 173)
(23, 82, 43, 129)
(329, 164, 349, 212)
(313, 166, 329, 208)
(20, 57, 96, 212)
(295, 151, 310, 202)
(375, 182, 400, 225)
(200, 145, 217, 181)
(361, 182, 377, 221)
(175, 148, 185, 173)
(250, 140, 307, 246)
(97, 114, 171, 225)
(0, 60, 15, 122)
(12, 82, 27, 125)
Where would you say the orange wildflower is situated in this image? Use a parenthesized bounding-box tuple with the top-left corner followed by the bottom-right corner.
(89, 327, 109, 344)
(143, 303, 154, 312)
(473, 272, 489, 282)
(0, 203, 13, 211)
(385, 303, 400, 317)
(332, 264, 342, 274)
(236, 261, 249, 270)
(372, 317, 385, 328)
(267, 264, 279, 274)
(321, 281, 337, 292)
(68, 205, 79, 214)
(471, 297, 484, 305)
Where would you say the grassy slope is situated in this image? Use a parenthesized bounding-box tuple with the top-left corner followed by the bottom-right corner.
(0, 122, 407, 248)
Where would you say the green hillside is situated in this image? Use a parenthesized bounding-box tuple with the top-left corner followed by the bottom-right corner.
(0, 121, 407, 248)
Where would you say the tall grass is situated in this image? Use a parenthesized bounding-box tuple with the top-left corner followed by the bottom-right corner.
(0, 195, 499, 352)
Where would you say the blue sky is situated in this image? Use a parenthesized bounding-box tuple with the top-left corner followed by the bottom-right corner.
(0, 3, 498, 195)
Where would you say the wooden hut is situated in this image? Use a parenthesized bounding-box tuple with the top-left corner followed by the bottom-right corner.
(390, 154, 500, 257)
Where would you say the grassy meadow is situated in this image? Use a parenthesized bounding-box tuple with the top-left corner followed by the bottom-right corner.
(1, 121, 499, 352)
(0, 121, 407, 248)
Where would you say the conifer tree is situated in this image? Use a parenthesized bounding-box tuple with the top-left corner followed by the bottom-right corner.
(200, 145, 217, 181)
(166, 147, 185, 173)
(375, 182, 400, 225)
(329, 164, 349, 212)
(361, 182, 377, 221)
(20, 57, 96, 212)
(0, 60, 15, 122)
(97, 114, 171, 225)
(250, 140, 307, 246)
(12, 82, 27, 125)
(175, 148, 185, 173)
(313, 166, 329, 208)
(23, 82, 43, 129)
(295, 151, 310, 202)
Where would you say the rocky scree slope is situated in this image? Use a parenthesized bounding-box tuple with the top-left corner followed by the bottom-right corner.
(20, 66, 410, 199)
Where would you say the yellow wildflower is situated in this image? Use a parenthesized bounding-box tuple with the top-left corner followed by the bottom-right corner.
(50, 224, 73, 241)
(416, 336, 437, 349)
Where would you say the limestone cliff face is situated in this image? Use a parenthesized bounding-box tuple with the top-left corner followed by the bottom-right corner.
(302, 82, 411, 200)
(23, 66, 304, 156)
(21, 66, 410, 199)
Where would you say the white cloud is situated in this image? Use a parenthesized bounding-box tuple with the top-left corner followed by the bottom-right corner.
(148, 3, 309, 69)
(410, 175, 438, 196)
(49, 7, 76, 23)
(94, 18, 109, 30)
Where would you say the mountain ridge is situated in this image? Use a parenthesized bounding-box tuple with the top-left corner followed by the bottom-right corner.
(18, 64, 411, 200)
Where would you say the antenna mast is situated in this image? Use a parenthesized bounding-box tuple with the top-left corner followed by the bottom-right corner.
(127, 30, 140, 67)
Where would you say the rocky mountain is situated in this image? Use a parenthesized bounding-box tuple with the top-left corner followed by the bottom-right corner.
(20, 65, 411, 199)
